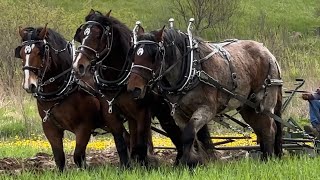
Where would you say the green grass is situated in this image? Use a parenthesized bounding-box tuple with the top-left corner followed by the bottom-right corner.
(238, 0, 320, 34)
(0, 156, 319, 179)
(0, 144, 51, 158)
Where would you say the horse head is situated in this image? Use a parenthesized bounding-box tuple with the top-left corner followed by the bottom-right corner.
(127, 25, 165, 99)
(73, 9, 113, 78)
(15, 24, 48, 93)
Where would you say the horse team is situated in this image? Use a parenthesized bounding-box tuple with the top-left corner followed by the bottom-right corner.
(14, 9, 283, 171)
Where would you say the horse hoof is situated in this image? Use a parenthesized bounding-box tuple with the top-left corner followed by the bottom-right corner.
(180, 154, 203, 168)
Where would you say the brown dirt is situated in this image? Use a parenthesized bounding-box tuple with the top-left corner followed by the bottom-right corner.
(0, 148, 248, 174)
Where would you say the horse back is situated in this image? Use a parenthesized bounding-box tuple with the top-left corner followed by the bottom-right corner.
(200, 40, 281, 111)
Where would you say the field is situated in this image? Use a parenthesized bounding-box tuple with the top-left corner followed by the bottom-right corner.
(1, 0, 320, 179)
(1, 156, 320, 180)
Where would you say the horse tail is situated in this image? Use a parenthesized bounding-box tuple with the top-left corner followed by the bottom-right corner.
(269, 52, 283, 157)
(274, 84, 283, 157)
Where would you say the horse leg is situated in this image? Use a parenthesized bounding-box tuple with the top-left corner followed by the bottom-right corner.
(152, 101, 183, 165)
(181, 105, 214, 167)
(128, 116, 137, 161)
(197, 125, 214, 156)
(240, 107, 276, 160)
(74, 126, 92, 168)
(43, 123, 65, 171)
(103, 113, 129, 167)
(123, 128, 131, 151)
(135, 109, 151, 165)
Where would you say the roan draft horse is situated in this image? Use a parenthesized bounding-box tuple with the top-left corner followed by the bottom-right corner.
(72, 10, 191, 165)
(14, 25, 106, 171)
(127, 23, 284, 166)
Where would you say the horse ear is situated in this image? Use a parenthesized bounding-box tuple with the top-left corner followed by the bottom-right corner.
(39, 23, 48, 39)
(89, 9, 95, 15)
(137, 25, 144, 36)
(18, 26, 24, 38)
(106, 10, 112, 17)
(155, 25, 165, 42)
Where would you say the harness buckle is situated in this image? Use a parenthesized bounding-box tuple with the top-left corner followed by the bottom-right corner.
(232, 73, 237, 80)
(107, 99, 114, 114)
(170, 102, 177, 116)
(196, 70, 202, 77)
(45, 45, 49, 51)
(49, 77, 55, 83)
(43, 109, 51, 122)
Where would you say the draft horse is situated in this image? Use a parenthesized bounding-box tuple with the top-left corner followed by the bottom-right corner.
(14, 25, 107, 171)
(127, 24, 283, 166)
(72, 10, 193, 165)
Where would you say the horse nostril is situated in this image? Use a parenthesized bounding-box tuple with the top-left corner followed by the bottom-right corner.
(78, 64, 85, 76)
(132, 87, 142, 99)
(29, 84, 37, 93)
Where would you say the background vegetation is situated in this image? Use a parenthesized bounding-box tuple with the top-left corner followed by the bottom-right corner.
(0, 0, 320, 179)
(0, 0, 319, 138)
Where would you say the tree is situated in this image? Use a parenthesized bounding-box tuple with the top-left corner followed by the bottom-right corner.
(171, 0, 239, 35)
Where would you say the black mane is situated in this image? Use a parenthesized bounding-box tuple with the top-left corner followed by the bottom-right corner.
(46, 28, 71, 70)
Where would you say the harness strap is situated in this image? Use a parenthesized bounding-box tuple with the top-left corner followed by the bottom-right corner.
(41, 67, 72, 86)
(197, 70, 297, 130)
(196, 49, 219, 63)
(42, 102, 64, 130)
(211, 43, 237, 90)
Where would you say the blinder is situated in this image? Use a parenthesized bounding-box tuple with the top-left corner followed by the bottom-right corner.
(74, 27, 82, 43)
(15, 46, 22, 59)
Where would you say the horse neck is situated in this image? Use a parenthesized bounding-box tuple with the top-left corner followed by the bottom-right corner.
(162, 46, 183, 86)
(101, 39, 130, 80)
(41, 48, 71, 92)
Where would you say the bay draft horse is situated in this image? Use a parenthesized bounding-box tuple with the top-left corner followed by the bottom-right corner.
(72, 9, 207, 165)
(14, 25, 110, 171)
(127, 25, 283, 166)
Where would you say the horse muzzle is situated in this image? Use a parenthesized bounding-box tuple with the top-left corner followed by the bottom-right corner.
(24, 83, 37, 93)
(129, 87, 146, 100)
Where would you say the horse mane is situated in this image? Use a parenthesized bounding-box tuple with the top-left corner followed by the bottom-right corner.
(139, 28, 204, 58)
(46, 28, 71, 70)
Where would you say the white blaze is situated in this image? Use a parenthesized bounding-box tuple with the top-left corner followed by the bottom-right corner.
(23, 44, 36, 90)
(73, 35, 88, 69)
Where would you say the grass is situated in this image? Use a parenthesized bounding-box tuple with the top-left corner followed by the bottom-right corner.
(0, 155, 319, 179)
